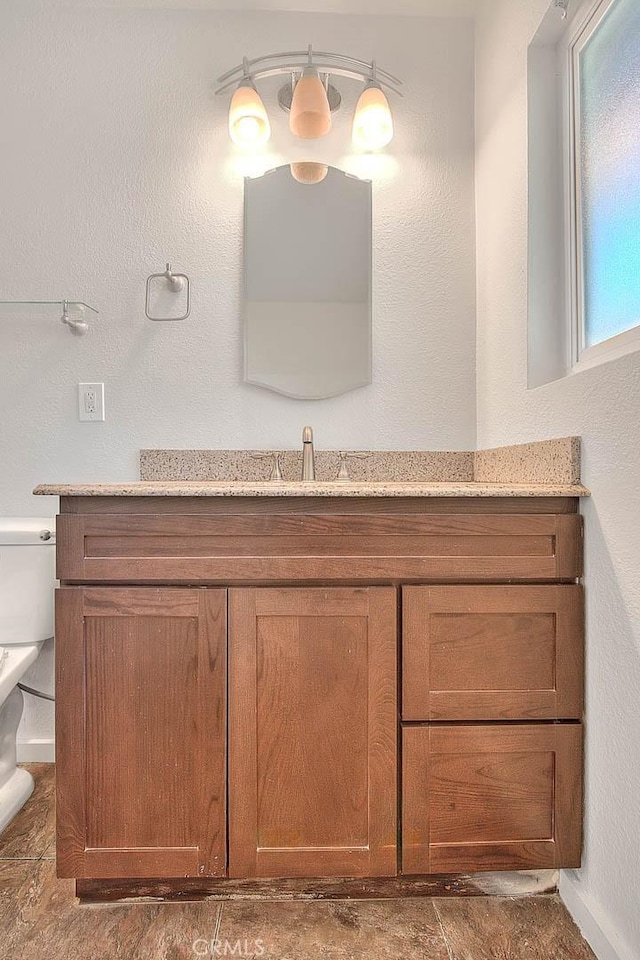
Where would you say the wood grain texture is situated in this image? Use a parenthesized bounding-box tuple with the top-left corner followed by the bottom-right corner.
(556, 514, 585, 579)
(74, 870, 559, 902)
(53, 496, 584, 886)
(402, 724, 583, 874)
(403, 586, 584, 721)
(55, 588, 85, 878)
(228, 587, 397, 879)
(55, 587, 227, 879)
(56, 511, 582, 584)
(7, 766, 556, 903)
(59, 495, 580, 515)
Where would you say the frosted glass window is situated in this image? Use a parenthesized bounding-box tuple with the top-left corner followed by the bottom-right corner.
(577, 0, 640, 350)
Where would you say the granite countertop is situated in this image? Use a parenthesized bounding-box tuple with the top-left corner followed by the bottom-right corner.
(33, 438, 590, 498)
(33, 480, 590, 498)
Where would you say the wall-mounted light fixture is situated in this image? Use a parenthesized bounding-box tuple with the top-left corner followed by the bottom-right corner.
(216, 46, 402, 154)
(352, 79, 394, 151)
(228, 76, 271, 146)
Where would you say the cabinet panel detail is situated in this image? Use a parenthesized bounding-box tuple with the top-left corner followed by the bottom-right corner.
(403, 586, 584, 720)
(56, 512, 582, 583)
(55, 587, 227, 879)
(402, 723, 582, 874)
(228, 587, 397, 879)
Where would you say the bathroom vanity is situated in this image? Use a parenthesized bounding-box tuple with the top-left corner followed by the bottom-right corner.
(37, 472, 587, 898)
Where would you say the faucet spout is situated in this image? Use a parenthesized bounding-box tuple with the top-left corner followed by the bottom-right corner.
(301, 426, 316, 481)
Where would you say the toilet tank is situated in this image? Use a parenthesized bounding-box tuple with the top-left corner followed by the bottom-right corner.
(0, 519, 56, 645)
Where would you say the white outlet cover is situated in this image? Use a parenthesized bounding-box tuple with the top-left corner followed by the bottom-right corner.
(78, 382, 105, 422)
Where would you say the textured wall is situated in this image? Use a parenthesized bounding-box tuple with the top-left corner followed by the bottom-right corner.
(0, 4, 475, 750)
(475, 2, 640, 958)
(0, 3, 476, 520)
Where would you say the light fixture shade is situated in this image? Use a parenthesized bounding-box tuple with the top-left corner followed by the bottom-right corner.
(228, 83, 271, 147)
(352, 83, 393, 150)
(289, 69, 332, 139)
(290, 161, 329, 184)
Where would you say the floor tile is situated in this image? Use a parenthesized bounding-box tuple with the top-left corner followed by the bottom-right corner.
(0, 763, 55, 860)
(41, 840, 56, 860)
(217, 898, 449, 959)
(434, 896, 597, 960)
(0, 860, 42, 928)
(0, 769, 599, 960)
(3, 861, 223, 960)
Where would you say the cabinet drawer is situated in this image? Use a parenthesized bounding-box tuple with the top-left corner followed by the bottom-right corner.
(402, 723, 582, 874)
(56, 513, 582, 583)
(402, 585, 584, 721)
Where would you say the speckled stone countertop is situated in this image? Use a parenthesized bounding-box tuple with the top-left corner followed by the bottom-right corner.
(34, 480, 589, 498)
(34, 437, 589, 498)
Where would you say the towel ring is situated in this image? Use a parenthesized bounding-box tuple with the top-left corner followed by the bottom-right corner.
(145, 263, 191, 321)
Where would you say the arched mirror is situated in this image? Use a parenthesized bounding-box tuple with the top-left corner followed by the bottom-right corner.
(243, 164, 372, 400)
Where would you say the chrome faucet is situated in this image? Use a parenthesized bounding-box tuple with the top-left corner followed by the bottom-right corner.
(301, 426, 316, 481)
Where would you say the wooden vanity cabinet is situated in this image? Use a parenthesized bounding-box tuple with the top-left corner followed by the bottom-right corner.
(53, 495, 584, 889)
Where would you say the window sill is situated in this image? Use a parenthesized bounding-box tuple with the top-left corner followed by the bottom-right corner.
(571, 324, 640, 375)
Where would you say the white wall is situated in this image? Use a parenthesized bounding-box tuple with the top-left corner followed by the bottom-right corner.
(0, 2, 475, 756)
(475, 2, 640, 958)
(0, 2, 476, 521)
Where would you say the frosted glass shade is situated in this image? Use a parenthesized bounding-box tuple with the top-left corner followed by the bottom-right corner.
(352, 83, 393, 151)
(228, 84, 271, 147)
(290, 161, 329, 184)
(290, 70, 332, 139)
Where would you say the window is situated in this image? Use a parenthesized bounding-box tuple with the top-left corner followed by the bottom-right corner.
(570, 0, 640, 368)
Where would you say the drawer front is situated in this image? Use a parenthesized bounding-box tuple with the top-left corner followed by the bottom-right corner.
(56, 513, 582, 583)
(403, 585, 584, 720)
(402, 723, 582, 874)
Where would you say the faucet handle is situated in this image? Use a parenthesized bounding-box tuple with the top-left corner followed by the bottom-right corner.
(251, 452, 284, 482)
(336, 451, 370, 481)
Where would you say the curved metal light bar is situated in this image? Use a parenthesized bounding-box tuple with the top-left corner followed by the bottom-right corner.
(216, 48, 403, 97)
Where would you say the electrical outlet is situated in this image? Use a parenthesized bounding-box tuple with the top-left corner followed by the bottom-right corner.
(78, 383, 105, 422)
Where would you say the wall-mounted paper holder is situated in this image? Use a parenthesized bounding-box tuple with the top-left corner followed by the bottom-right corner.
(145, 263, 191, 321)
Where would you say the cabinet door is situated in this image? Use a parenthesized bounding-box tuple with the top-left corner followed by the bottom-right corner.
(402, 723, 582, 873)
(403, 585, 584, 720)
(228, 587, 397, 879)
(55, 587, 226, 879)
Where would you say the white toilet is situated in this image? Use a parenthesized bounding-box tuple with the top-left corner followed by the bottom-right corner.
(0, 518, 56, 834)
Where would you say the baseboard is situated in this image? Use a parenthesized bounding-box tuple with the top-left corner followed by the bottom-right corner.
(560, 873, 639, 960)
(17, 739, 55, 763)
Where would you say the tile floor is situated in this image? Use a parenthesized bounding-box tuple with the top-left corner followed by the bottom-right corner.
(0, 765, 597, 960)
